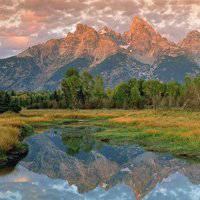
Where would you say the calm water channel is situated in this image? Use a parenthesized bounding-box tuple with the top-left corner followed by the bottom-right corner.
(0, 126, 199, 200)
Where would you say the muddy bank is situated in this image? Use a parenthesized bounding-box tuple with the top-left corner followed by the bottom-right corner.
(0, 146, 28, 168)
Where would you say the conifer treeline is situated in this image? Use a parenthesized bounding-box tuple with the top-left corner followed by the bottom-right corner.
(1, 68, 200, 113)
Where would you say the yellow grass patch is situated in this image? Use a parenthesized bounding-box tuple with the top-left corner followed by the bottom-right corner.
(0, 118, 25, 127)
(144, 129, 160, 134)
(0, 126, 19, 151)
(109, 116, 135, 123)
(180, 130, 200, 137)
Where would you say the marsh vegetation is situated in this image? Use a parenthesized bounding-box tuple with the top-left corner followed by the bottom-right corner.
(0, 109, 199, 162)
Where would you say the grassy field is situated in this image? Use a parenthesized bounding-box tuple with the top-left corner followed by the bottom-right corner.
(0, 109, 200, 161)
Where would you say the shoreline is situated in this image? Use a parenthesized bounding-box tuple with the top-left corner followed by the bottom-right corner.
(0, 145, 28, 168)
(0, 109, 200, 167)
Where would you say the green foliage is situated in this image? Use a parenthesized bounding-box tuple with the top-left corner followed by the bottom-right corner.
(142, 80, 165, 108)
(183, 76, 200, 108)
(61, 69, 106, 109)
(164, 82, 182, 107)
(61, 69, 82, 108)
(2, 67, 200, 110)
(113, 82, 130, 108)
(130, 86, 142, 108)
(62, 136, 93, 155)
(10, 98, 22, 113)
(81, 71, 94, 108)
(0, 92, 10, 113)
(65, 67, 79, 78)
(62, 133, 102, 156)
(20, 124, 34, 141)
(104, 88, 114, 108)
(0, 91, 22, 113)
(90, 76, 105, 108)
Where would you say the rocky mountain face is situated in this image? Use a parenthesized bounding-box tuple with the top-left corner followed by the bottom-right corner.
(0, 16, 200, 91)
(124, 16, 178, 64)
(179, 30, 200, 64)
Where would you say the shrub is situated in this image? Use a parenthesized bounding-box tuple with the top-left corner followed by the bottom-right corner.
(10, 98, 22, 113)
(19, 125, 34, 141)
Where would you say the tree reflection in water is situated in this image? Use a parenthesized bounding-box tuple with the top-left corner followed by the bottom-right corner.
(62, 131, 103, 156)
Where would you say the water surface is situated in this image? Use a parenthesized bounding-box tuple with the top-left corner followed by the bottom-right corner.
(0, 126, 199, 200)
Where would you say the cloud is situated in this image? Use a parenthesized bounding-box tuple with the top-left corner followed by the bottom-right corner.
(0, 0, 199, 58)
(0, 36, 29, 49)
(0, 191, 22, 200)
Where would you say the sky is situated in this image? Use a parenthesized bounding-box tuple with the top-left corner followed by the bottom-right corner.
(0, 0, 199, 58)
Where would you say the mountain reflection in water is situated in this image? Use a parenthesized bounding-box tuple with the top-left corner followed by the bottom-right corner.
(0, 126, 199, 200)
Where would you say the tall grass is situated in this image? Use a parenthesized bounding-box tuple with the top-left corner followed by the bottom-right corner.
(0, 126, 19, 151)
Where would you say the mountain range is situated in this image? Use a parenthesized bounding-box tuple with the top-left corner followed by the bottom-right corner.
(0, 16, 200, 91)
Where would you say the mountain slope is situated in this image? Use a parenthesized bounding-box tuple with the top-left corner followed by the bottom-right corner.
(152, 55, 200, 82)
(0, 16, 199, 91)
(0, 57, 42, 91)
